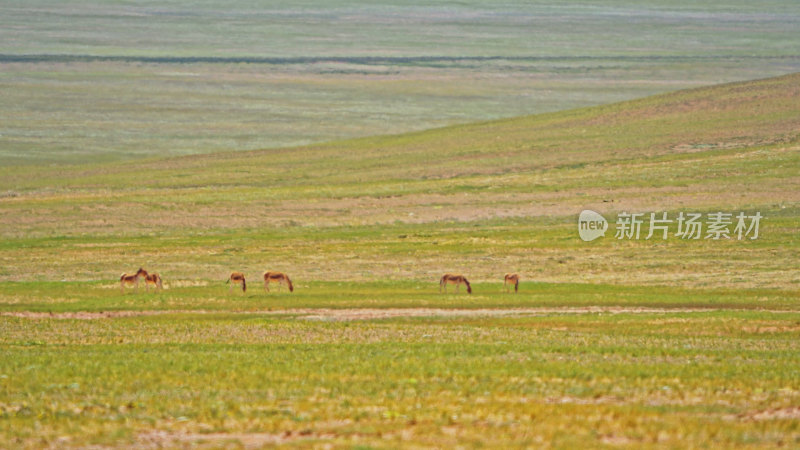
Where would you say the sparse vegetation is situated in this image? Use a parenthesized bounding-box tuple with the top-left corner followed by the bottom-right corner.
(1, 73, 798, 447)
(1, 3, 799, 443)
(2, 310, 799, 447)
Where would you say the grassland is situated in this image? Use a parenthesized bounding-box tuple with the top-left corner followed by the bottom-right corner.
(1, 73, 799, 447)
(2, 0, 800, 163)
(3, 311, 800, 447)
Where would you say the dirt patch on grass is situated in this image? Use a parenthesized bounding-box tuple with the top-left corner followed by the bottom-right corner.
(292, 307, 715, 321)
(0, 310, 221, 320)
(136, 429, 336, 448)
(741, 324, 800, 334)
(2, 306, 796, 321)
(744, 407, 800, 421)
(599, 433, 636, 446)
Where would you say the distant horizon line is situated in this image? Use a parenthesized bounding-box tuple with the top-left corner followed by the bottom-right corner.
(1, 53, 792, 65)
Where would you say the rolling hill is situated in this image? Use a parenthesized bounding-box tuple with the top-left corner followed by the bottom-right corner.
(3, 0, 799, 163)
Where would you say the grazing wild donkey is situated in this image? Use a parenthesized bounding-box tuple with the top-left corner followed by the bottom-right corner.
(226, 272, 247, 293)
(504, 273, 520, 293)
(439, 273, 472, 294)
(142, 270, 164, 292)
(263, 271, 294, 292)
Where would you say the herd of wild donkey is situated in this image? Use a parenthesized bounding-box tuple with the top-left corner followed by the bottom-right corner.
(120, 269, 522, 294)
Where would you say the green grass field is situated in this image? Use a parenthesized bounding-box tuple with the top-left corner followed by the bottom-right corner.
(1, 69, 799, 447)
(3, 311, 799, 447)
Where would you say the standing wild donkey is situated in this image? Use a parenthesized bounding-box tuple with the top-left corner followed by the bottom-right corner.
(120, 268, 147, 293)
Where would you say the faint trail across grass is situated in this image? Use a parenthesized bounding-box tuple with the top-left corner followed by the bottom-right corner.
(4, 306, 800, 320)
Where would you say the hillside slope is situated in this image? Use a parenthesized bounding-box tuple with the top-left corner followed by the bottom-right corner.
(4, 72, 798, 188)
(0, 73, 798, 288)
(3, 1, 799, 163)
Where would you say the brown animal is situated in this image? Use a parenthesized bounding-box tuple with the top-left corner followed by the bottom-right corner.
(439, 273, 472, 294)
(226, 272, 247, 293)
(263, 271, 294, 292)
(120, 267, 146, 293)
(143, 271, 163, 292)
(504, 273, 520, 293)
